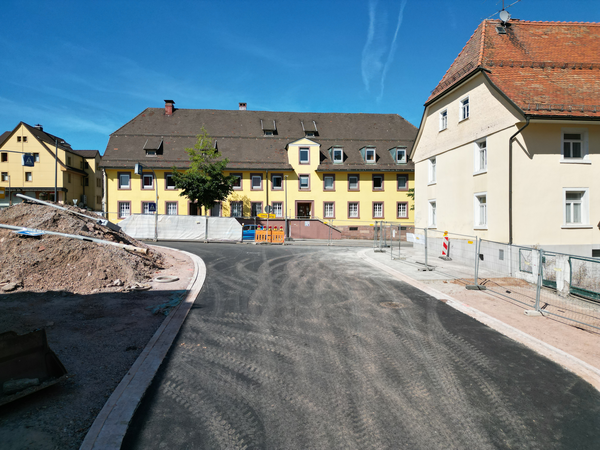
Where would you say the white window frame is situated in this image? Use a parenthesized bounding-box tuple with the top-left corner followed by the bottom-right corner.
(299, 175, 310, 189)
(271, 175, 283, 190)
(474, 192, 487, 229)
(373, 202, 383, 218)
(166, 202, 178, 215)
(25, 172, 32, 182)
(459, 96, 469, 121)
(118, 202, 131, 218)
(333, 148, 343, 163)
(299, 148, 310, 164)
(1, 172, 8, 182)
(324, 175, 334, 190)
(348, 175, 359, 190)
(165, 173, 176, 190)
(142, 173, 154, 189)
(251, 175, 262, 190)
(397, 202, 408, 219)
(428, 200, 437, 228)
(348, 202, 359, 218)
(396, 148, 407, 164)
(365, 148, 376, 163)
(324, 202, 334, 218)
(142, 202, 154, 215)
(231, 201, 243, 217)
(561, 128, 590, 164)
(474, 138, 487, 174)
(439, 109, 448, 131)
(273, 202, 283, 218)
(118, 173, 130, 189)
(563, 188, 590, 228)
(428, 157, 437, 185)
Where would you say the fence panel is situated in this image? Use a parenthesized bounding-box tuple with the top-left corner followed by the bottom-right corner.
(570, 256, 600, 301)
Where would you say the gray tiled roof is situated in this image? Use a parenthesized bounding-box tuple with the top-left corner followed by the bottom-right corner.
(72, 150, 100, 158)
(101, 107, 417, 171)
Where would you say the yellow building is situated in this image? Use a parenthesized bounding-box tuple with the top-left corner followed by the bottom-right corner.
(101, 101, 417, 238)
(0, 122, 103, 210)
(411, 19, 600, 257)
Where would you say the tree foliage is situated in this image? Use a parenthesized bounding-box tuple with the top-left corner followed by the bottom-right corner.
(171, 127, 236, 214)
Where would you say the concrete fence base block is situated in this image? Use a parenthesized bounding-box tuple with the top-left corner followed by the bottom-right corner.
(466, 285, 487, 290)
(524, 310, 543, 316)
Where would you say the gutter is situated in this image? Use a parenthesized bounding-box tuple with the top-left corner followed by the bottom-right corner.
(508, 117, 530, 245)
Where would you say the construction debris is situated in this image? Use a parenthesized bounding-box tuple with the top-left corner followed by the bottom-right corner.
(0, 201, 165, 294)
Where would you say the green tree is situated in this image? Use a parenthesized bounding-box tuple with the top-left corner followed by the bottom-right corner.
(171, 127, 236, 214)
(407, 187, 415, 211)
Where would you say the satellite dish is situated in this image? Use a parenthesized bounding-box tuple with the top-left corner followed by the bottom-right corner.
(499, 10, 511, 23)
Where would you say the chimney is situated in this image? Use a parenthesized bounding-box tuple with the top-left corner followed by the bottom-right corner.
(239, 102, 247, 111)
(34, 124, 43, 131)
(164, 100, 175, 116)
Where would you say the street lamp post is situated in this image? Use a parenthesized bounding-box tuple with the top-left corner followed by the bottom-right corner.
(284, 175, 288, 240)
(54, 138, 65, 203)
(7, 175, 11, 206)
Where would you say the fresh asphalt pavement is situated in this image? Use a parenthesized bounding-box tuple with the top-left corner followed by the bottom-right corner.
(123, 243, 600, 450)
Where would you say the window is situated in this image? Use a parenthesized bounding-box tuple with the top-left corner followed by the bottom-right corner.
(145, 150, 157, 157)
(564, 189, 589, 226)
(230, 201, 243, 217)
(561, 130, 590, 162)
(17, 136, 21, 142)
(365, 148, 376, 163)
(25, 172, 32, 182)
(165, 173, 176, 190)
(373, 202, 384, 218)
(96, 178, 102, 188)
(251, 174, 262, 190)
(348, 174, 359, 191)
(429, 200, 437, 227)
(395, 148, 406, 164)
(397, 175, 408, 190)
(166, 202, 178, 215)
(251, 202, 263, 217)
(271, 174, 283, 190)
(67, 173, 71, 183)
(273, 202, 283, 218)
(592, 249, 600, 258)
(33, 153, 40, 162)
(142, 174, 154, 189)
(305, 131, 315, 137)
(1, 172, 8, 181)
(84, 178, 89, 186)
(1, 153, 7, 162)
(323, 202, 334, 218)
(333, 148, 343, 163)
(429, 157, 437, 184)
(231, 173, 242, 190)
(142, 202, 154, 215)
(84, 161, 89, 169)
(67, 156, 72, 166)
(475, 139, 487, 173)
(96, 195, 102, 205)
(118, 172, 131, 189)
(118, 202, 131, 219)
(397, 202, 408, 219)
(372, 174, 384, 191)
(323, 174, 335, 190)
(80, 161, 84, 169)
(299, 148, 310, 164)
(348, 202, 359, 218)
(460, 97, 469, 121)
(474, 193, 487, 228)
(299, 174, 310, 190)
(264, 130, 274, 136)
(439, 109, 448, 131)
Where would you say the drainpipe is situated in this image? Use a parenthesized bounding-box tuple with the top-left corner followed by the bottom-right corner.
(508, 117, 530, 245)
(102, 169, 107, 218)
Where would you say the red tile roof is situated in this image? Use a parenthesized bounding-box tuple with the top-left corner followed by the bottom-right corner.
(427, 20, 600, 118)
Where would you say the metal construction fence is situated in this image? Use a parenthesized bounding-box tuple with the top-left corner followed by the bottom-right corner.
(372, 224, 600, 333)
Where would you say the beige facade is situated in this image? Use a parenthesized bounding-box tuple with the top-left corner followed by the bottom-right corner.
(0, 123, 102, 210)
(412, 72, 600, 256)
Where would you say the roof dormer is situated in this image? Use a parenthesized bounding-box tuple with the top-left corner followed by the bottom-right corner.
(301, 120, 318, 137)
(261, 119, 277, 136)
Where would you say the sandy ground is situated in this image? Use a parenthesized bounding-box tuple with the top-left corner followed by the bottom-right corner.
(0, 247, 194, 450)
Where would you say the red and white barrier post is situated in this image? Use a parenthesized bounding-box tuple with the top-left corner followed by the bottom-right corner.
(440, 231, 452, 260)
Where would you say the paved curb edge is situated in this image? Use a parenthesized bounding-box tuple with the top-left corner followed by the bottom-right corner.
(358, 249, 600, 393)
(79, 249, 207, 450)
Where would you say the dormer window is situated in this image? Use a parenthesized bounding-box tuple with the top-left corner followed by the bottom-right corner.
(261, 119, 277, 136)
(365, 148, 376, 163)
(390, 147, 406, 164)
(144, 138, 163, 156)
(301, 120, 318, 137)
(299, 147, 310, 164)
(333, 147, 343, 164)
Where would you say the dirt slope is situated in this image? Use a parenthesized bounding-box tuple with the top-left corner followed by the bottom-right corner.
(0, 201, 164, 294)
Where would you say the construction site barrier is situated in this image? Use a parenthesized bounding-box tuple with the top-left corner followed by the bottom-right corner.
(256, 229, 284, 244)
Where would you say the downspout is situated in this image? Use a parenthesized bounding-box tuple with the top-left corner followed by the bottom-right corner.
(508, 117, 530, 245)
(102, 169, 107, 218)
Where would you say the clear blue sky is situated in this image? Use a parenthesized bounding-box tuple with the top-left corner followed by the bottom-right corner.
(1, 0, 599, 154)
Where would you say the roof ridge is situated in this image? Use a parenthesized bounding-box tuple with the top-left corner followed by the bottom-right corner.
(478, 20, 487, 66)
(498, 19, 600, 26)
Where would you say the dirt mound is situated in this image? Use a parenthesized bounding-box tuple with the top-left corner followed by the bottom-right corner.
(0, 201, 165, 294)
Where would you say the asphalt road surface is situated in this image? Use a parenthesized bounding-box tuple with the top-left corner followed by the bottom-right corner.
(123, 243, 600, 449)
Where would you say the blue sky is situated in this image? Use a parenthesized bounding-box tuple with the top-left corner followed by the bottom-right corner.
(1, 0, 599, 154)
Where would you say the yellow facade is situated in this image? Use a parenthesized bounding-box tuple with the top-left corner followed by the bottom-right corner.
(104, 138, 414, 226)
(0, 123, 103, 210)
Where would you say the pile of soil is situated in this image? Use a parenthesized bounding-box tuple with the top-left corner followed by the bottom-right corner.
(0, 201, 165, 294)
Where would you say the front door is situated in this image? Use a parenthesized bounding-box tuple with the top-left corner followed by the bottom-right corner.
(297, 202, 312, 218)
